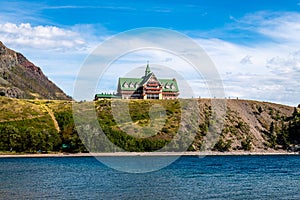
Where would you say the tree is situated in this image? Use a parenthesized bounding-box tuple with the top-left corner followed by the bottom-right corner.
(10, 132, 22, 152)
(293, 107, 298, 118)
(275, 120, 289, 149)
(0, 125, 11, 151)
(241, 136, 252, 151)
(22, 127, 35, 152)
(258, 106, 263, 114)
(213, 138, 232, 152)
(268, 122, 277, 148)
(0, 125, 22, 152)
(288, 116, 300, 144)
(269, 122, 274, 135)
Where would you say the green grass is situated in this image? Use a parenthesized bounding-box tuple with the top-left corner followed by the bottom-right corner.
(0, 115, 56, 133)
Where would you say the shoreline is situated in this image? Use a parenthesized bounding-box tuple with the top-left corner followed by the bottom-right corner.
(0, 151, 299, 158)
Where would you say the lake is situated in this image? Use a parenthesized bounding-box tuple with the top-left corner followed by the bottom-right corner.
(0, 155, 300, 199)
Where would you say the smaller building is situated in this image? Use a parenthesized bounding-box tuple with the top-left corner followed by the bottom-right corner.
(94, 93, 120, 101)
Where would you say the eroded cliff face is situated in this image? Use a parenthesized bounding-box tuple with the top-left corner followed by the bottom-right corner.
(0, 41, 71, 100)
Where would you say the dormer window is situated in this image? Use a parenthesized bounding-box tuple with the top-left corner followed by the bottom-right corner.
(170, 83, 175, 89)
(129, 82, 134, 88)
(123, 82, 128, 88)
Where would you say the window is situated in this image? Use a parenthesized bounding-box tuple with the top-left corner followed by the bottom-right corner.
(123, 82, 128, 88)
(147, 94, 159, 99)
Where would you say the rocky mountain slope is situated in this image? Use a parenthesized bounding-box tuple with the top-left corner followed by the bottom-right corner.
(94, 99, 299, 152)
(0, 41, 70, 100)
(196, 99, 297, 152)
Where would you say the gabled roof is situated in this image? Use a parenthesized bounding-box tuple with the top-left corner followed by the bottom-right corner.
(139, 72, 155, 86)
(117, 63, 179, 93)
(95, 93, 120, 98)
(159, 78, 179, 92)
(118, 77, 142, 91)
(118, 76, 179, 92)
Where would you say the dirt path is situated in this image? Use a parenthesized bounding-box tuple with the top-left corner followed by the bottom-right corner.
(42, 105, 60, 133)
(0, 104, 60, 133)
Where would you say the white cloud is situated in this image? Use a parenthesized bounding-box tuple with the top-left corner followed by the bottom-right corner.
(0, 22, 88, 51)
(237, 11, 300, 44)
(240, 55, 253, 65)
(193, 11, 300, 106)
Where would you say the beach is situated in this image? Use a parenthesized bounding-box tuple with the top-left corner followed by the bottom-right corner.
(0, 151, 298, 158)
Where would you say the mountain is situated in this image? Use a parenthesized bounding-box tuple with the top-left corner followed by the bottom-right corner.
(0, 41, 70, 100)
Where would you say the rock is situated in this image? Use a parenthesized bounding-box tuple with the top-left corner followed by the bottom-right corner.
(0, 41, 71, 100)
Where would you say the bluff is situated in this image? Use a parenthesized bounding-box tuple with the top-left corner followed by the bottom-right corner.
(0, 41, 70, 100)
(0, 97, 299, 153)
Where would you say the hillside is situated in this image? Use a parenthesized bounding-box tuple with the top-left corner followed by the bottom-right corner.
(199, 99, 297, 151)
(0, 41, 70, 100)
(93, 99, 299, 152)
(0, 96, 299, 153)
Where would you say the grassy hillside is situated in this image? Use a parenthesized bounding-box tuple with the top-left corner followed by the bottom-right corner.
(0, 97, 77, 153)
(0, 96, 299, 153)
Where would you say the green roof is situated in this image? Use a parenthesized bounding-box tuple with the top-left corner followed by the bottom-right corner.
(118, 74, 179, 92)
(95, 93, 120, 99)
(118, 77, 142, 91)
(116, 63, 179, 93)
(159, 78, 179, 92)
(139, 72, 154, 86)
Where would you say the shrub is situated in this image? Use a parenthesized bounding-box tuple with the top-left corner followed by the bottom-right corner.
(213, 138, 232, 152)
(241, 136, 252, 151)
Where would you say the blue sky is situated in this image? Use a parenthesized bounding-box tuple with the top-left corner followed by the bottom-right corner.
(0, 0, 300, 105)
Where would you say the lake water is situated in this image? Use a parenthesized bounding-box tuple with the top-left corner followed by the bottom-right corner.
(0, 155, 300, 199)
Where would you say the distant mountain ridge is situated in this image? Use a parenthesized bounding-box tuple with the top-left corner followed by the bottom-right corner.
(0, 41, 70, 100)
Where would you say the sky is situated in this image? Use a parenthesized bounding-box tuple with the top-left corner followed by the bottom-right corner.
(0, 0, 300, 105)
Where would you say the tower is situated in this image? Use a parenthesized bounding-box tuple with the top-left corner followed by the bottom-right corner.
(145, 61, 151, 76)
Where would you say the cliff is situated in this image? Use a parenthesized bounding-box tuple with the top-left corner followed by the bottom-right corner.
(0, 41, 70, 100)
